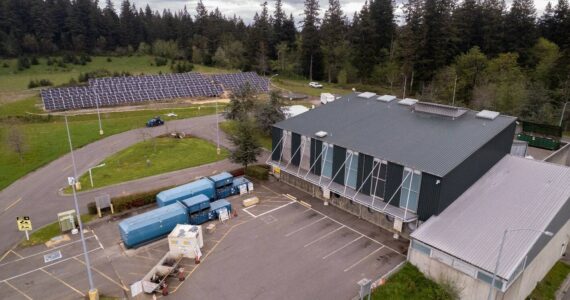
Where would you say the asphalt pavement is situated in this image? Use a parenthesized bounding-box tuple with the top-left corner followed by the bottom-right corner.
(0, 114, 267, 256)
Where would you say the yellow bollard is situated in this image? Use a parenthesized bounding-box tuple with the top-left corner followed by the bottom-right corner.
(75, 182, 82, 191)
(88, 288, 99, 300)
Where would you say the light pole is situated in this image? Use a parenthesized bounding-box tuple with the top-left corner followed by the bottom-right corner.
(559, 102, 569, 127)
(487, 228, 553, 300)
(64, 115, 97, 299)
(94, 84, 103, 135)
(216, 101, 220, 155)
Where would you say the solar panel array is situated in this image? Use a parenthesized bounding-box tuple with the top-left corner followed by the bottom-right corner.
(211, 72, 270, 94)
(41, 72, 267, 111)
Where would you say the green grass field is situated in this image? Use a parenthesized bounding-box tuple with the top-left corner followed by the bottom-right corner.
(371, 263, 456, 300)
(220, 120, 272, 150)
(71, 136, 229, 192)
(272, 77, 350, 97)
(20, 214, 96, 247)
(528, 261, 570, 300)
(0, 97, 220, 190)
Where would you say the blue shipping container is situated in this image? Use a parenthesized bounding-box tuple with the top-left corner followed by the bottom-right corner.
(208, 199, 232, 220)
(156, 178, 215, 207)
(181, 194, 210, 214)
(215, 185, 233, 199)
(118, 202, 189, 248)
(209, 172, 233, 188)
(189, 210, 210, 225)
(231, 177, 251, 195)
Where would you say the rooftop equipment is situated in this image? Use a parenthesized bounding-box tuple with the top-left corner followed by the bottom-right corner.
(413, 102, 467, 119)
(476, 110, 501, 120)
(358, 92, 377, 99)
(398, 98, 418, 106)
(315, 131, 328, 138)
(377, 95, 397, 102)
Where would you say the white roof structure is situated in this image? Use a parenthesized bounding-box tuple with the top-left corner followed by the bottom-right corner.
(358, 92, 377, 99)
(282, 105, 309, 119)
(377, 95, 397, 102)
(398, 98, 418, 106)
(411, 155, 570, 280)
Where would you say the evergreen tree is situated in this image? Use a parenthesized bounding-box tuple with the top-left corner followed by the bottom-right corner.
(453, 0, 483, 54)
(228, 119, 262, 170)
(504, 0, 537, 64)
(321, 0, 348, 83)
(351, 3, 377, 81)
(480, 0, 506, 57)
(256, 91, 285, 134)
(300, 0, 323, 80)
(369, 0, 395, 64)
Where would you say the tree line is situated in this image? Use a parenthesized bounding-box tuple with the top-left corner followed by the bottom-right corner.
(1, 0, 569, 125)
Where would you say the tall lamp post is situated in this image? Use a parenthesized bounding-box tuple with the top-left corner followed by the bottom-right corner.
(559, 102, 569, 127)
(487, 228, 553, 300)
(64, 115, 98, 299)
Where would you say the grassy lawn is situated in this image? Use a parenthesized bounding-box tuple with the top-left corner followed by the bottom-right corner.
(0, 56, 231, 93)
(528, 261, 570, 300)
(220, 120, 272, 150)
(371, 263, 456, 300)
(0, 97, 220, 190)
(20, 214, 96, 247)
(69, 136, 229, 192)
(272, 77, 350, 97)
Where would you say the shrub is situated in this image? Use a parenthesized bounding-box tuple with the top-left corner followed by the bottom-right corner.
(28, 79, 53, 88)
(57, 59, 66, 68)
(111, 186, 172, 213)
(2, 62, 8, 68)
(87, 202, 97, 215)
(31, 56, 39, 65)
(17, 56, 31, 70)
(245, 165, 269, 180)
(46, 57, 54, 66)
(155, 56, 168, 66)
(107, 57, 112, 62)
(171, 61, 194, 73)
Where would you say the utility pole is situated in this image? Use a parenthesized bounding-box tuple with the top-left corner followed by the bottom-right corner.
(452, 75, 458, 106)
(64, 115, 98, 300)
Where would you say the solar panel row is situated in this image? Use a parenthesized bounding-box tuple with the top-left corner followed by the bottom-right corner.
(42, 72, 270, 111)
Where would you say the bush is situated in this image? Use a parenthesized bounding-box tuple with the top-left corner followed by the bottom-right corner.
(107, 57, 112, 62)
(171, 61, 194, 73)
(17, 56, 31, 70)
(46, 57, 54, 66)
(155, 56, 168, 66)
(111, 186, 173, 213)
(245, 165, 269, 180)
(31, 56, 39, 65)
(87, 202, 97, 215)
(2, 62, 8, 68)
(57, 59, 66, 68)
(28, 79, 53, 88)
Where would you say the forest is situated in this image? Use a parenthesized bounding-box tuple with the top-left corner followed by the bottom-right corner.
(0, 0, 569, 125)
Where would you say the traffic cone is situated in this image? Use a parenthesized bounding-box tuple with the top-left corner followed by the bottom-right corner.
(233, 209, 238, 217)
(161, 283, 169, 296)
(178, 268, 185, 281)
(195, 256, 200, 264)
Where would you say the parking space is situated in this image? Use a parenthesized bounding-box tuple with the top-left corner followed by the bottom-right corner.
(173, 180, 407, 300)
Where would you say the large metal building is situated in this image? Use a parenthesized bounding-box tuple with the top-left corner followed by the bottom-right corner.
(268, 92, 516, 237)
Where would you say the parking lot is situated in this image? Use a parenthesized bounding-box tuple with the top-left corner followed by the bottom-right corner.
(0, 180, 408, 299)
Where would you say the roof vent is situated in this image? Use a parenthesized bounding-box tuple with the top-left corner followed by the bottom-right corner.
(413, 102, 467, 118)
(377, 95, 397, 102)
(476, 110, 500, 120)
(398, 98, 418, 106)
(315, 131, 328, 138)
(358, 92, 377, 99)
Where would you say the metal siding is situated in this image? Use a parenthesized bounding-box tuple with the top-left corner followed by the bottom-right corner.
(384, 162, 403, 204)
(332, 146, 346, 185)
(271, 126, 282, 161)
(417, 173, 442, 221)
(311, 139, 323, 175)
(438, 122, 516, 214)
(291, 132, 301, 166)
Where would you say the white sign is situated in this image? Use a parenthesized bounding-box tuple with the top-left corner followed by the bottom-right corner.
(219, 208, 229, 223)
(130, 281, 143, 297)
(44, 250, 62, 263)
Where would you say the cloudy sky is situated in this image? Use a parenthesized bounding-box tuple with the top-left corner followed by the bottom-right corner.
(112, 0, 551, 24)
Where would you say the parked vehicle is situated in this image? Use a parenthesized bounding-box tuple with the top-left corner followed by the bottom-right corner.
(309, 82, 323, 88)
(146, 116, 164, 127)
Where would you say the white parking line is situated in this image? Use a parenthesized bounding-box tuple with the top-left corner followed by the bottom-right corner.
(343, 246, 384, 272)
(285, 216, 326, 237)
(322, 236, 363, 259)
(0, 247, 102, 283)
(242, 205, 257, 218)
(254, 201, 296, 218)
(73, 257, 129, 291)
(40, 268, 85, 296)
(0, 235, 96, 268)
(4, 280, 32, 300)
(304, 225, 345, 248)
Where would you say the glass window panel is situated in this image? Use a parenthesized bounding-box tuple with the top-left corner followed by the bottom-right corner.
(322, 144, 333, 178)
(345, 153, 358, 189)
(400, 169, 421, 213)
(371, 160, 386, 199)
(300, 137, 311, 171)
(379, 164, 387, 179)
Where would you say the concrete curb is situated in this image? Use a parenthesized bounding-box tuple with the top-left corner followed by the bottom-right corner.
(556, 270, 570, 300)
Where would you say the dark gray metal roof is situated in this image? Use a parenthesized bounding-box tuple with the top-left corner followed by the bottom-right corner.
(274, 93, 516, 176)
(410, 155, 570, 279)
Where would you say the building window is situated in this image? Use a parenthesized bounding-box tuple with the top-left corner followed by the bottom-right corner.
(345, 151, 358, 189)
(322, 143, 333, 178)
(281, 131, 291, 164)
(399, 168, 421, 213)
(371, 159, 387, 199)
(477, 271, 504, 290)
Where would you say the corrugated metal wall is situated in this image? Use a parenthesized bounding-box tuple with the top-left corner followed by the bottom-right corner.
(271, 127, 282, 161)
(310, 139, 323, 175)
(291, 133, 301, 166)
(332, 145, 346, 185)
(438, 122, 516, 214)
(384, 162, 403, 204)
(417, 173, 442, 221)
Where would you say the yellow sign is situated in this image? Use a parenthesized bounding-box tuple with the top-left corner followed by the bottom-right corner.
(17, 216, 32, 231)
(273, 166, 281, 174)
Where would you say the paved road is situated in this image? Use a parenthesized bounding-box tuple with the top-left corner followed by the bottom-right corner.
(0, 114, 267, 255)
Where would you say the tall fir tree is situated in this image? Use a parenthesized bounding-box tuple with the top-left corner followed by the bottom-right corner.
(300, 0, 323, 80)
(504, 0, 537, 64)
(321, 0, 347, 82)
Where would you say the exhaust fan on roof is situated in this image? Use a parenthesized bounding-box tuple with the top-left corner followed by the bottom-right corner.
(315, 131, 328, 138)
